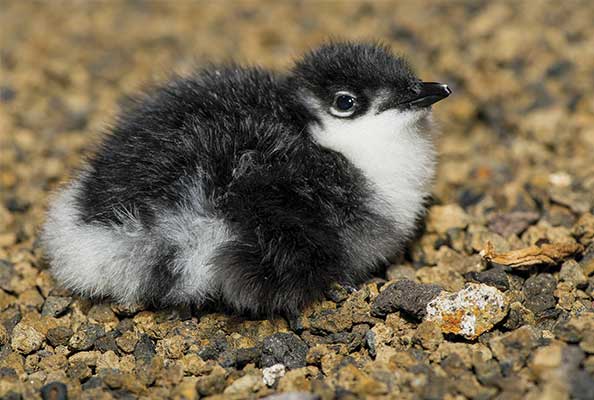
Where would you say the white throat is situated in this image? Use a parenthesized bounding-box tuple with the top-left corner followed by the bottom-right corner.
(309, 105, 437, 234)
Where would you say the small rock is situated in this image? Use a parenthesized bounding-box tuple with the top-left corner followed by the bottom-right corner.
(111, 302, 143, 317)
(195, 366, 227, 396)
(95, 333, 119, 355)
(523, 273, 557, 315)
(115, 330, 139, 353)
(68, 350, 101, 367)
(88, 304, 119, 327)
(0, 290, 17, 312)
(580, 331, 594, 354)
(545, 204, 577, 228)
(0, 85, 16, 103)
(115, 318, 134, 333)
(136, 356, 165, 387)
(2, 305, 22, 334)
(160, 335, 187, 359)
(531, 342, 563, 373)
(371, 279, 442, 319)
(197, 331, 228, 361)
(306, 344, 333, 365)
(337, 363, 388, 396)
(435, 246, 482, 274)
(99, 368, 125, 389)
(556, 281, 576, 311)
(47, 326, 74, 347)
(219, 347, 261, 369)
(133, 334, 156, 362)
(413, 320, 444, 351)
(39, 354, 68, 371)
(96, 350, 120, 370)
(233, 346, 261, 369)
(180, 354, 208, 376)
(560, 259, 588, 288)
(309, 308, 352, 334)
(263, 363, 286, 387)
(550, 188, 592, 214)
(68, 323, 105, 351)
(172, 377, 199, 399)
(488, 210, 540, 237)
(571, 368, 594, 400)
(224, 373, 263, 395)
(503, 302, 535, 330)
(35, 270, 55, 298)
(573, 213, 594, 246)
(416, 265, 466, 292)
(81, 376, 103, 390)
(580, 244, 594, 278)
(67, 361, 92, 382)
(0, 259, 14, 292)
(261, 333, 308, 370)
(11, 323, 44, 354)
(463, 267, 510, 291)
(18, 289, 45, 310)
(489, 325, 539, 372)
(325, 325, 367, 353)
(40, 381, 67, 400)
(41, 296, 72, 317)
(427, 204, 472, 234)
(325, 283, 351, 303)
(386, 263, 417, 281)
(0, 324, 9, 345)
(425, 283, 509, 340)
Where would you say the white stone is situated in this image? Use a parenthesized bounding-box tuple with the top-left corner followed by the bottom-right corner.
(425, 283, 508, 339)
(262, 363, 286, 387)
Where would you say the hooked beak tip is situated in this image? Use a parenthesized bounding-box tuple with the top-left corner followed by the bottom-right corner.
(405, 82, 452, 108)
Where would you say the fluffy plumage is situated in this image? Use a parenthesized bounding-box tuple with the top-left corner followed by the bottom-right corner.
(42, 41, 450, 316)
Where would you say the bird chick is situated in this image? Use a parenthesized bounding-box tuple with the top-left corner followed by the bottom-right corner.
(42, 42, 451, 316)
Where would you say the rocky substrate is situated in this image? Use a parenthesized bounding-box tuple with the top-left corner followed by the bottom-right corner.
(2, 1, 594, 399)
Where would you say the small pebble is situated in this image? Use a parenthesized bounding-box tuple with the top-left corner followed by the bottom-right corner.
(371, 279, 442, 319)
(11, 323, 45, 354)
(463, 267, 510, 291)
(261, 333, 308, 370)
(40, 381, 68, 400)
(134, 334, 156, 362)
(41, 296, 72, 317)
(263, 363, 286, 387)
(425, 283, 509, 339)
(523, 273, 557, 315)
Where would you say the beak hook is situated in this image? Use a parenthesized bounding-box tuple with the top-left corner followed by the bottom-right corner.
(405, 82, 452, 108)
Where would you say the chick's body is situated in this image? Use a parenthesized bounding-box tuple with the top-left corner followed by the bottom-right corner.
(42, 42, 450, 315)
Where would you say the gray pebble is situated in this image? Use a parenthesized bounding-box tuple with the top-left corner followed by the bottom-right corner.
(40, 381, 68, 400)
(46, 326, 73, 347)
(68, 323, 105, 351)
(464, 267, 510, 291)
(523, 273, 556, 315)
(41, 297, 72, 317)
(133, 334, 155, 362)
(261, 333, 308, 369)
(371, 279, 442, 319)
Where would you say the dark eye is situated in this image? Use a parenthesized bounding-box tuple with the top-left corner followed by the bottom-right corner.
(330, 91, 357, 117)
(336, 95, 355, 111)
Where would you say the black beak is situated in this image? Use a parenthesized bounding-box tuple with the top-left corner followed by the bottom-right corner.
(403, 82, 451, 108)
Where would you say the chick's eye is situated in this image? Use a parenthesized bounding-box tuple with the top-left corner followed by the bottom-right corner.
(336, 95, 355, 111)
(330, 92, 357, 117)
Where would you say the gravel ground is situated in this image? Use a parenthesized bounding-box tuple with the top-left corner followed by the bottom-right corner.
(2, 1, 594, 399)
